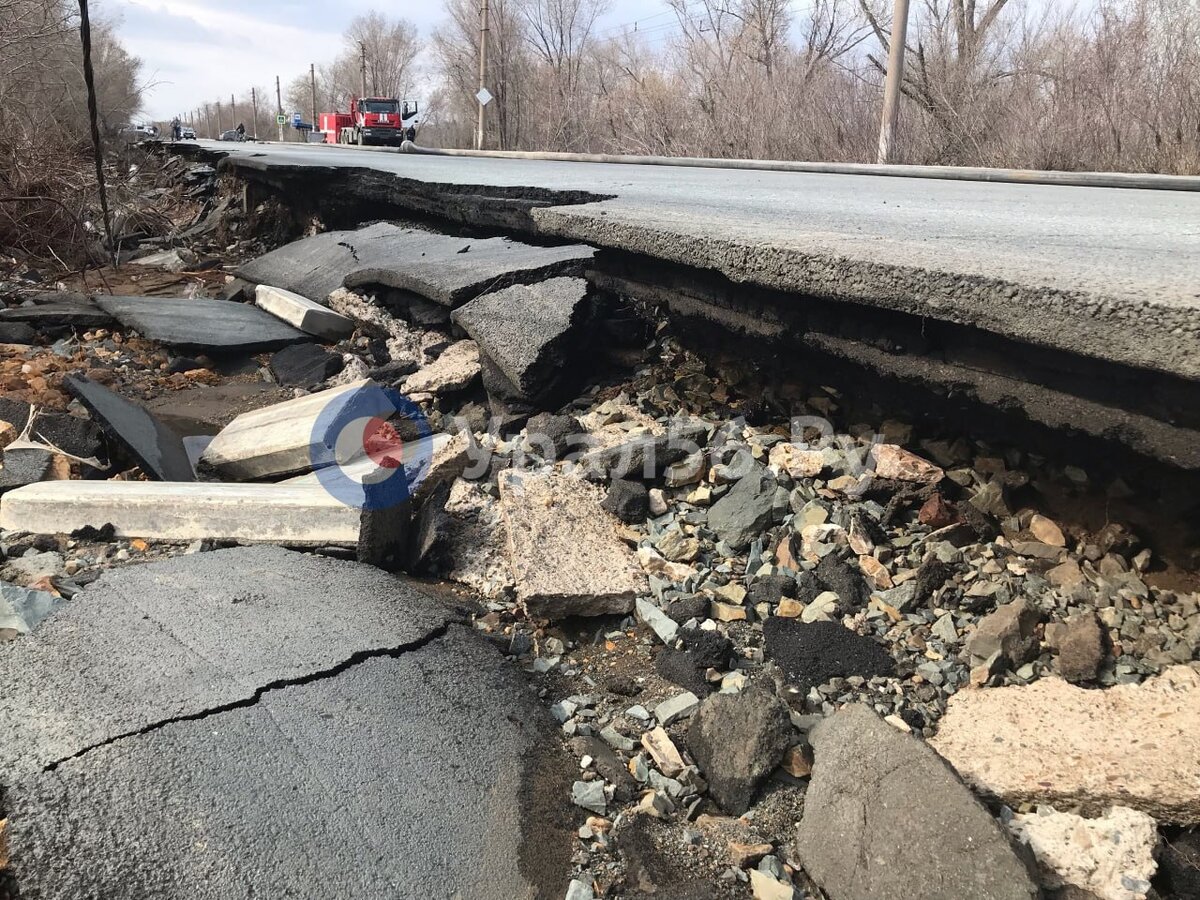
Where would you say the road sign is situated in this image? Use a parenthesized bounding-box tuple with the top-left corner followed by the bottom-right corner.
(276, 114, 286, 125)
(291, 112, 302, 127)
(475, 88, 493, 107)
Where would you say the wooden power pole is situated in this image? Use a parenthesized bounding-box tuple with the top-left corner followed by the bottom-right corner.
(360, 43, 368, 97)
(230, 92, 236, 130)
(251, 87, 259, 140)
(475, 0, 490, 150)
(876, 0, 910, 165)
(276, 75, 284, 142)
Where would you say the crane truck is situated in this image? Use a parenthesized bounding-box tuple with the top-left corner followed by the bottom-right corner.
(319, 98, 418, 147)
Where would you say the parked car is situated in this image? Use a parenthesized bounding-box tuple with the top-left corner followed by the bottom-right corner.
(119, 123, 159, 141)
(218, 129, 245, 142)
(181, 126, 196, 140)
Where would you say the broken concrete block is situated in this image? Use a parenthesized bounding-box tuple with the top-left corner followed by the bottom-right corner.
(64, 375, 195, 481)
(0, 481, 360, 545)
(254, 284, 355, 341)
(797, 704, 1039, 900)
(497, 470, 645, 618)
(1008, 806, 1159, 900)
(451, 277, 591, 403)
(238, 221, 594, 306)
(94, 296, 310, 351)
(931, 667, 1200, 823)
(401, 341, 481, 396)
(200, 379, 376, 480)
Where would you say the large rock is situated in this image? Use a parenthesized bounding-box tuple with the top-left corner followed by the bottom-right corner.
(685, 687, 792, 814)
(966, 597, 1040, 669)
(0, 547, 572, 899)
(237, 221, 594, 306)
(762, 617, 895, 694)
(931, 667, 1200, 823)
(64, 375, 195, 481)
(796, 704, 1039, 900)
(707, 465, 779, 550)
(451, 277, 591, 403)
(1008, 806, 1159, 900)
(497, 470, 644, 619)
(94, 296, 309, 351)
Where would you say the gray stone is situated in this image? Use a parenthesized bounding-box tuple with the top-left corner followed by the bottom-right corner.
(655, 691, 701, 726)
(685, 687, 792, 814)
(94, 296, 310, 351)
(636, 598, 679, 645)
(796, 704, 1039, 900)
(451, 277, 591, 402)
(64, 375, 196, 482)
(967, 598, 1040, 669)
(238, 221, 593, 306)
(572, 779, 607, 814)
(254, 284, 355, 341)
(0, 581, 66, 636)
(580, 420, 708, 480)
(708, 465, 779, 551)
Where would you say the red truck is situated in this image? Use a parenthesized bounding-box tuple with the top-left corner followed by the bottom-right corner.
(319, 98, 418, 147)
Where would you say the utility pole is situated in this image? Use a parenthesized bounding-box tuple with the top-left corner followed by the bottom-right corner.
(360, 42, 368, 97)
(310, 63, 318, 132)
(876, 0, 910, 165)
(475, 0, 490, 150)
(216, 100, 222, 134)
(276, 75, 284, 142)
(230, 92, 236, 130)
(251, 87, 259, 140)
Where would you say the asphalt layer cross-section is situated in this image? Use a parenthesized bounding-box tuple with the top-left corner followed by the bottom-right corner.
(0, 546, 573, 900)
(202, 140, 1200, 381)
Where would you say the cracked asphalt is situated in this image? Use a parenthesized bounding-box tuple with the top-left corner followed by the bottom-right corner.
(0, 547, 574, 899)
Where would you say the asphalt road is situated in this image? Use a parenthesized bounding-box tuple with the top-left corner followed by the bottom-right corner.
(201, 139, 1200, 379)
(0, 547, 572, 899)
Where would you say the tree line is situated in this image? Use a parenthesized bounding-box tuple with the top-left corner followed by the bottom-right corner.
(187, 0, 1198, 174)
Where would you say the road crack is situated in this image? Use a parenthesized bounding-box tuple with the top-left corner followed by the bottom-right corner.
(41, 622, 452, 773)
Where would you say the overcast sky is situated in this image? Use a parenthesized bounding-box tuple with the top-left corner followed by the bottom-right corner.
(108, 0, 666, 120)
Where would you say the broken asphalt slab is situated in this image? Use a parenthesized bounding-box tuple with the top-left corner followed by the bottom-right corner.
(94, 295, 310, 352)
(63, 375, 195, 481)
(451, 276, 592, 403)
(0, 547, 573, 899)
(0, 297, 113, 332)
(236, 221, 594, 307)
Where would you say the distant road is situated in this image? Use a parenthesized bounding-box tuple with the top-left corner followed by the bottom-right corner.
(200, 140, 1200, 380)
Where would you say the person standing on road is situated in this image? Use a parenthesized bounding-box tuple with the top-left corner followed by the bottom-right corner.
(171, 116, 181, 142)
(236, 122, 245, 140)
